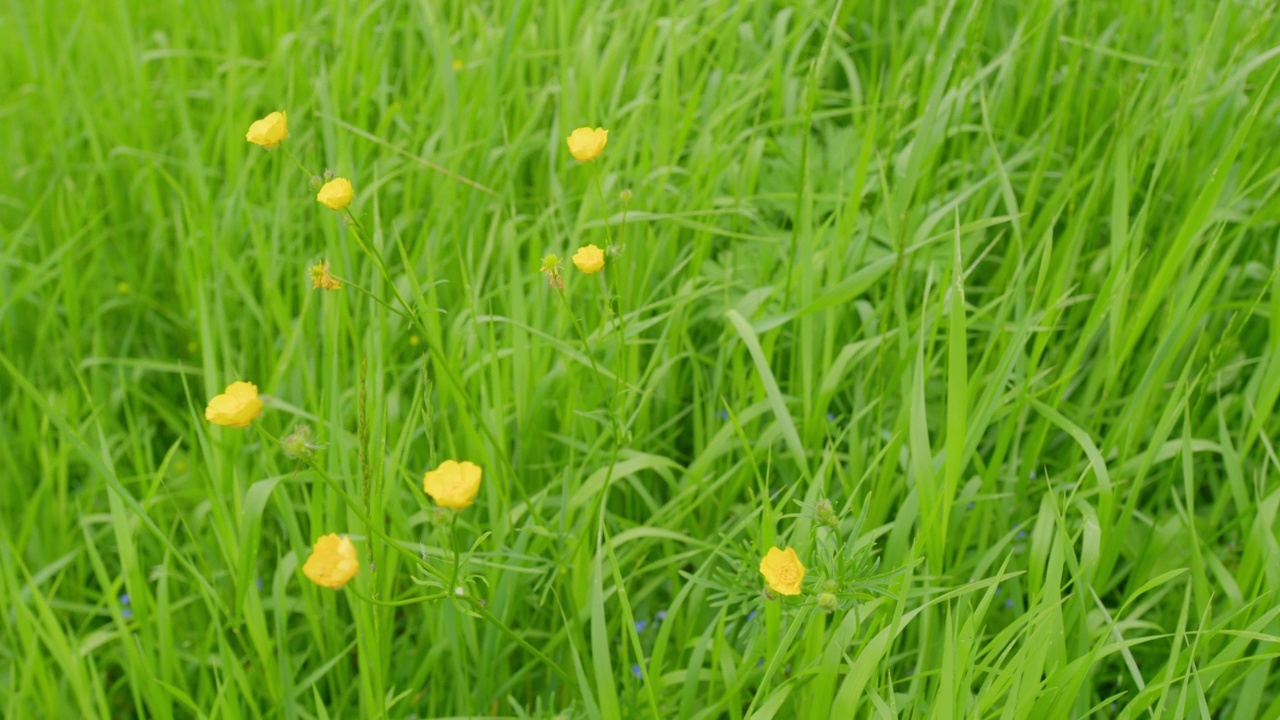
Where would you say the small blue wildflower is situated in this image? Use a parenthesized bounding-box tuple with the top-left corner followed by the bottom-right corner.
(966, 501, 975, 509)
(1016, 531, 1026, 539)
(826, 412, 835, 422)
(655, 610, 667, 622)
(255, 577, 263, 591)
(747, 610, 756, 621)
(119, 593, 131, 606)
(995, 586, 1002, 596)
(756, 659, 764, 668)
(1004, 599, 1014, 609)
(635, 619, 648, 633)
(631, 664, 642, 679)
(716, 408, 729, 421)
(122, 608, 133, 620)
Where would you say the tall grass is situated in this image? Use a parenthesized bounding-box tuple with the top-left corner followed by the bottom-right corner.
(3, 0, 1280, 717)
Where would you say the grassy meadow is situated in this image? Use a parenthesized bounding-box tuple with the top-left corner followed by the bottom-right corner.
(6, 0, 1280, 717)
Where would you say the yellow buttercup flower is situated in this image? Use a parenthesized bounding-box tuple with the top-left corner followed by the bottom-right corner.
(759, 546, 805, 596)
(317, 177, 354, 210)
(245, 111, 289, 148)
(572, 244, 605, 274)
(566, 127, 608, 162)
(302, 534, 359, 589)
(204, 381, 264, 428)
(423, 460, 483, 510)
(452, 59, 464, 71)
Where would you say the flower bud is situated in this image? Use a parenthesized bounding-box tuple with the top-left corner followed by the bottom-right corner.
(282, 424, 317, 459)
(619, 188, 633, 202)
(822, 579, 839, 593)
(815, 499, 838, 529)
(817, 592, 838, 613)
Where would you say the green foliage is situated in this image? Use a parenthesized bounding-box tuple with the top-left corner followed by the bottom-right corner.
(3, 0, 1280, 717)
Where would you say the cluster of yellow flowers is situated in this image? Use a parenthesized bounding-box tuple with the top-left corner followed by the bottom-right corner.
(205, 380, 483, 590)
(246, 111, 351, 294)
(213, 112, 807, 614)
(200, 110, 489, 591)
(564, 127, 609, 277)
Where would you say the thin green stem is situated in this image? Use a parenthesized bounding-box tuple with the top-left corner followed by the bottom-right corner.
(326, 187, 533, 524)
(449, 510, 461, 589)
(257, 426, 449, 584)
(341, 207, 370, 237)
(280, 144, 315, 181)
(592, 169, 615, 251)
(347, 587, 449, 607)
(327, 274, 414, 322)
(618, 199, 629, 250)
(556, 286, 623, 444)
(464, 596, 576, 686)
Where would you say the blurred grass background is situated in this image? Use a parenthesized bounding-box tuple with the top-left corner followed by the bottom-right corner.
(4, 0, 1280, 717)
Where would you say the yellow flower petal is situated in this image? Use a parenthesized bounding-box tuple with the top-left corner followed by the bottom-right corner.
(204, 381, 264, 428)
(566, 126, 608, 162)
(759, 546, 806, 596)
(423, 460, 483, 510)
(572, 244, 605, 274)
(317, 177, 354, 211)
(302, 534, 360, 589)
(246, 111, 289, 148)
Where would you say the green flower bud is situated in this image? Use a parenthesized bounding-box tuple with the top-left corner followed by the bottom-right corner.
(815, 498, 838, 529)
(282, 425, 317, 459)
